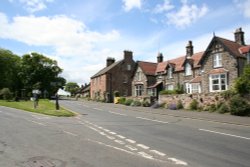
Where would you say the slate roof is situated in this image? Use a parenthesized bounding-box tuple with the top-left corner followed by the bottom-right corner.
(91, 60, 123, 79)
(138, 61, 157, 76)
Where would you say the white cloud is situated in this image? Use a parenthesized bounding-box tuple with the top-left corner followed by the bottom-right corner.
(0, 13, 121, 84)
(17, 0, 54, 13)
(123, 0, 142, 12)
(166, 0, 208, 28)
(153, 0, 174, 14)
(235, 0, 250, 18)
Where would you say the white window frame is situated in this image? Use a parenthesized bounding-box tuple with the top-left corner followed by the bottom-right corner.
(127, 64, 131, 71)
(185, 83, 192, 94)
(209, 73, 228, 92)
(135, 85, 143, 96)
(185, 63, 192, 76)
(191, 83, 201, 94)
(213, 53, 222, 68)
(166, 84, 174, 90)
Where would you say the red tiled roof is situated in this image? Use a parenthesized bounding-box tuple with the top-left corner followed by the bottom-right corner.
(208, 68, 228, 74)
(216, 37, 245, 58)
(169, 56, 186, 72)
(155, 61, 168, 73)
(239, 45, 250, 54)
(191, 52, 204, 68)
(190, 76, 202, 83)
(138, 61, 157, 75)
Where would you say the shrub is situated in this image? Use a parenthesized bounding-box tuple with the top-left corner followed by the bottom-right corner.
(125, 99, 133, 106)
(221, 90, 237, 100)
(113, 91, 120, 97)
(159, 90, 176, 95)
(142, 100, 150, 107)
(229, 95, 250, 116)
(209, 104, 217, 112)
(118, 97, 126, 104)
(168, 103, 177, 110)
(217, 103, 230, 114)
(132, 100, 141, 107)
(234, 64, 250, 95)
(177, 100, 184, 109)
(175, 83, 184, 94)
(189, 99, 199, 110)
(0, 88, 12, 101)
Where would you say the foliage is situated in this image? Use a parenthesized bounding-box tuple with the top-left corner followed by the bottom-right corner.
(234, 64, 250, 95)
(125, 99, 133, 106)
(118, 97, 126, 104)
(132, 100, 141, 107)
(177, 100, 184, 109)
(217, 103, 230, 114)
(209, 104, 217, 112)
(175, 83, 185, 94)
(160, 84, 184, 95)
(229, 95, 250, 116)
(221, 90, 237, 100)
(0, 99, 75, 117)
(159, 90, 176, 95)
(168, 103, 177, 110)
(189, 99, 199, 110)
(65, 82, 80, 96)
(0, 88, 12, 101)
(113, 91, 120, 97)
(142, 100, 150, 107)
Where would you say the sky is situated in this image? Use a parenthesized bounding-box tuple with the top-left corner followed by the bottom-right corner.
(0, 0, 250, 85)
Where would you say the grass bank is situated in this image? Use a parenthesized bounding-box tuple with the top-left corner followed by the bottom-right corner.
(0, 99, 75, 117)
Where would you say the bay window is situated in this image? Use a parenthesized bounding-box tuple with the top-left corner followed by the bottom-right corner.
(209, 73, 227, 92)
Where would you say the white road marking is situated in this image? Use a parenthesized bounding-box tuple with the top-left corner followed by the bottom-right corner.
(126, 139, 136, 144)
(31, 114, 51, 120)
(30, 120, 46, 126)
(168, 158, 188, 165)
(115, 140, 125, 145)
(117, 135, 126, 139)
(199, 129, 250, 140)
(138, 152, 153, 159)
(78, 121, 85, 125)
(125, 145, 138, 151)
(150, 150, 166, 157)
(136, 117, 168, 124)
(106, 135, 116, 140)
(137, 144, 150, 149)
(103, 129, 110, 132)
(99, 132, 107, 136)
(93, 108, 102, 111)
(109, 111, 127, 116)
(109, 131, 117, 135)
(63, 131, 78, 137)
(98, 126, 103, 129)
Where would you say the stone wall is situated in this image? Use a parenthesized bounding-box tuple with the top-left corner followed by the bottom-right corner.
(159, 93, 224, 109)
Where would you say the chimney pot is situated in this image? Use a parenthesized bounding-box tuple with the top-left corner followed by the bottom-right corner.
(234, 27, 245, 45)
(186, 40, 193, 57)
(157, 53, 163, 63)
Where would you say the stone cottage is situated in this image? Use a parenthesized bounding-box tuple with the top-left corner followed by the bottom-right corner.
(90, 50, 136, 102)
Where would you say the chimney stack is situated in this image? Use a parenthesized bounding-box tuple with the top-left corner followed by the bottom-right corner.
(124, 50, 133, 61)
(186, 40, 193, 58)
(106, 57, 115, 67)
(234, 27, 245, 45)
(157, 53, 163, 63)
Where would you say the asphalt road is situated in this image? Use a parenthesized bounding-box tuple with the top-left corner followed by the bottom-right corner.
(0, 100, 249, 167)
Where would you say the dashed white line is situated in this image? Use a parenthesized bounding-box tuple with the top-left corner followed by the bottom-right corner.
(168, 158, 188, 165)
(109, 111, 127, 116)
(199, 129, 250, 140)
(117, 135, 126, 139)
(136, 117, 168, 124)
(115, 140, 125, 145)
(138, 152, 153, 159)
(150, 150, 166, 157)
(93, 108, 102, 111)
(125, 145, 138, 151)
(106, 135, 116, 140)
(103, 129, 110, 132)
(109, 131, 117, 135)
(137, 144, 150, 149)
(126, 139, 136, 144)
(99, 132, 107, 136)
(30, 120, 46, 126)
(63, 130, 78, 137)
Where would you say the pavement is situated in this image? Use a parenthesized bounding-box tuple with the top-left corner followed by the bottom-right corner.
(79, 99, 250, 127)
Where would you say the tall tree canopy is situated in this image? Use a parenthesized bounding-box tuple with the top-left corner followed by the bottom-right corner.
(65, 82, 80, 96)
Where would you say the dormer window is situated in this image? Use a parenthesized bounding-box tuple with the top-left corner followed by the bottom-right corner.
(168, 66, 173, 79)
(185, 63, 192, 76)
(213, 53, 222, 68)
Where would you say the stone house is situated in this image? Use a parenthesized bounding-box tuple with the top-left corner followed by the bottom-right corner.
(90, 51, 136, 102)
(131, 61, 158, 97)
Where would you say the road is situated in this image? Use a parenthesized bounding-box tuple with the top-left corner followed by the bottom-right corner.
(0, 100, 249, 167)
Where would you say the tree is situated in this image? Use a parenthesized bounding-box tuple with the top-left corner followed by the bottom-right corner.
(0, 49, 22, 92)
(235, 64, 250, 95)
(18, 52, 66, 97)
(65, 82, 80, 96)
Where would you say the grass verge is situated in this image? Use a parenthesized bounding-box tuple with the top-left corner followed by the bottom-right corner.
(0, 99, 75, 117)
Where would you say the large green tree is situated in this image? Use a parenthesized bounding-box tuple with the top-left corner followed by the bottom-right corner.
(235, 64, 250, 95)
(65, 82, 80, 96)
(0, 48, 22, 92)
(19, 52, 66, 97)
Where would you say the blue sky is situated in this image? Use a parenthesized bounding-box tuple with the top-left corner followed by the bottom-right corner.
(0, 0, 250, 85)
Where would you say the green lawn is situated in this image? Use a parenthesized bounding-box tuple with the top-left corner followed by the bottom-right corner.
(0, 99, 75, 117)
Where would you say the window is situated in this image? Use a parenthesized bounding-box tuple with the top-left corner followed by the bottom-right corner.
(209, 74, 227, 92)
(135, 85, 143, 96)
(127, 64, 131, 71)
(167, 66, 173, 78)
(148, 88, 156, 97)
(166, 84, 174, 90)
(192, 83, 201, 93)
(185, 63, 192, 76)
(213, 53, 222, 68)
(185, 83, 191, 94)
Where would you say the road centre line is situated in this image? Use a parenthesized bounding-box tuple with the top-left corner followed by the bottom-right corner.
(29, 120, 46, 126)
(150, 150, 166, 157)
(63, 130, 78, 137)
(108, 111, 127, 116)
(137, 144, 150, 149)
(126, 139, 136, 144)
(168, 158, 188, 166)
(117, 135, 126, 139)
(199, 129, 250, 140)
(136, 117, 168, 124)
(93, 108, 103, 111)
